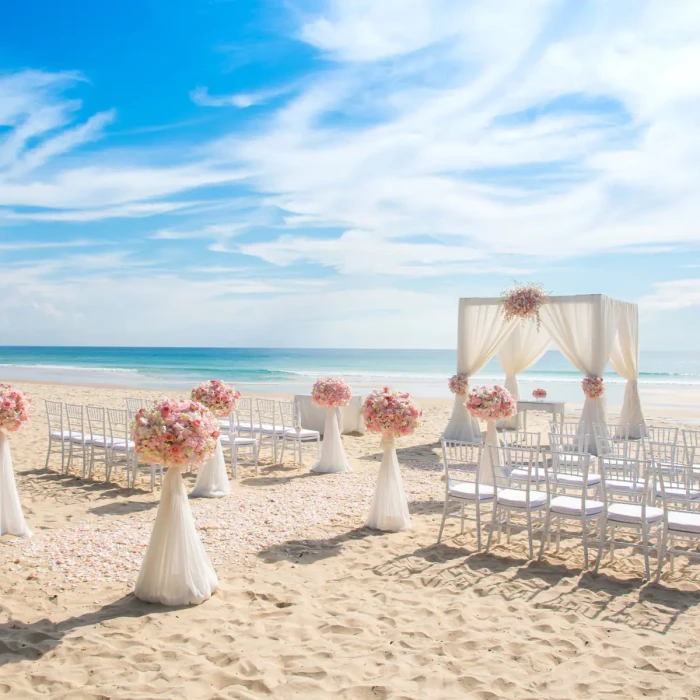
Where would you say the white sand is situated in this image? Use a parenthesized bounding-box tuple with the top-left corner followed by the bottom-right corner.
(1, 381, 700, 699)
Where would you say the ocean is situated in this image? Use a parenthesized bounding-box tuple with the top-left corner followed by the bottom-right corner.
(0, 347, 698, 405)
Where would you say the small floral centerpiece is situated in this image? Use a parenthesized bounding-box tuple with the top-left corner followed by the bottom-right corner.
(466, 385, 517, 421)
(132, 399, 220, 467)
(191, 380, 241, 418)
(582, 376, 604, 399)
(501, 281, 549, 328)
(448, 374, 469, 396)
(0, 384, 31, 432)
(312, 377, 352, 407)
(362, 386, 422, 438)
(532, 388, 547, 401)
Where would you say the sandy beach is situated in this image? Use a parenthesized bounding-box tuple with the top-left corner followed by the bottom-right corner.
(2, 381, 700, 699)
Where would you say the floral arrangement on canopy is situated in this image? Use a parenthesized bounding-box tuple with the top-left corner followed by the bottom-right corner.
(0, 384, 31, 432)
(448, 374, 469, 396)
(132, 399, 220, 467)
(312, 377, 352, 407)
(191, 380, 241, 418)
(466, 385, 517, 421)
(362, 386, 421, 438)
(501, 281, 549, 329)
(582, 376, 604, 399)
(532, 388, 547, 400)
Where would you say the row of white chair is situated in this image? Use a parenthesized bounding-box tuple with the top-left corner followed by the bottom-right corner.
(438, 434, 700, 581)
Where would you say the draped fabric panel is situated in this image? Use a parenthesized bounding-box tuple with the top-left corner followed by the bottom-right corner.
(443, 301, 515, 441)
(540, 295, 622, 454)
(496, 323, 551, 429)
(609, 303, 645, 438)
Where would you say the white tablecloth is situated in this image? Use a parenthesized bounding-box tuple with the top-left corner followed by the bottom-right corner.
(294, 395, 366, 435)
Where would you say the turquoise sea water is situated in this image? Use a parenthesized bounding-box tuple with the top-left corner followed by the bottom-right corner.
(0, 347, 698, 405)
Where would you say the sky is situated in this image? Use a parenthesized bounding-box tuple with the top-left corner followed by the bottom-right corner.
(1, 0, 699, 349)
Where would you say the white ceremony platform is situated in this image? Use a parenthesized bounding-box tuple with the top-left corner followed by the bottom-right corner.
(515, 400, 565, 432)
(443, 294, 644, 453)
(295, 395, 366, 435)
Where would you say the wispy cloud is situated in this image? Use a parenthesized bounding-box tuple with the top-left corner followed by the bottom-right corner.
(639, 279, 700, 310)
(190, 85, 294, 109)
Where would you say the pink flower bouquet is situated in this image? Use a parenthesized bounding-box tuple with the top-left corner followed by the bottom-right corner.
(311, 377, 352, 408)
(191, 379, 241, 417)
(582, 376, 604, 399)
(132, 399, 220, 467)
(466, 385, 517, 421)
(362, 386, 421, 438)
(448, 374, 469, 395)
(532, 388, 547, 400)
(502, 282, 549, 328)
(0, 384, 31, 432)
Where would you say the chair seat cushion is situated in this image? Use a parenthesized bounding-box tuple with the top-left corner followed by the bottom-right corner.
(605, 479, 645, 493)
(233, 436, 257, 446)
(554, 473, 602, 487)
(510, 467, 545, 482)
(448, 482, 494, 501)
(259, 423, 286, 434)
(496, 488, 548, 508)
(667, 510, 700, 534)
(657, 486, 700, 500)
(285, 428, 320, 439)
(112, 440, 135, 451)
(51, 430, 81, 441)
(550, 495, 604, 516)
(606, 503, 664, 524)
(218, 419, 231, 429)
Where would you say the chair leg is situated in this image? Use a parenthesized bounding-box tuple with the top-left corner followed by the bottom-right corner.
(538, 509, 551, 561)
(60, 440, 65, 474)
(594, 519, 607, 574)
(526, 511, 534, 559)
(44, 438, 52, 470)
(298, 440, 303, 467)
(642, 522, 651, 580)
(437, 499, 449, 543)
(485, 505, 499, 553)
(254, 443, 259, 476)
(475, 502, 482, 551)
(655, 524, 667, 583)
(460, 504, 465, 535)
(279, 437, 286, 465)
(582, 515, 589, 569)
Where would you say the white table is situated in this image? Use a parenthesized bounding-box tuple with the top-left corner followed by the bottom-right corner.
(294, 395, 366, 436)
(517, 400, 565, 432)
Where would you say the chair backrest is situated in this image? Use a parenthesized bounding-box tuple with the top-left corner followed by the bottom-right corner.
(255, 398, 277, 428)
(278, 400, 300, 431)
(107, 408, 129, 443)
(86, 405, 106, 439)
(502, 430, 541, 451)
(682, 430, 700, 465)
(491, 445, 549, 502)
(236, 397, 254, 427)
(593, 424, 638, 460)
(549, 449, 592, 490)
(441, 439, 482, 489)
(64, 403, 84, 437)
(643, 439, 680, 469)
(643, 425, 678, 444)
(653, 443, 699, 515)
(550, 421, 581, 437)
(45, 400, 63, 432)
(126, 397, 144, 413)
(598, 453, 645, 503)
(550, 431, 589, 454)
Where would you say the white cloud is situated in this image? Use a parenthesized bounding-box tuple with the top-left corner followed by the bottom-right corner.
(190, 85, 293, 109)
(639, 279, 700, 310)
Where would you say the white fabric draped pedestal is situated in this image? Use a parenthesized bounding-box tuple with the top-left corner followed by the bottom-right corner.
(366, 436, 411, 532)
(312, 408, 350, 474)
(135, 465, 218, 605)
(444, 302, 515, 442)
(477, 420, 500, 487)
(609, 303, 645, 438)
(0, 431, 31, 538)
(496, 324, 551, 430)
(190, 438, 230, 499)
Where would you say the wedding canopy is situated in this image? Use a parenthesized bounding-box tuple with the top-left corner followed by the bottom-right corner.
(443, 294, 644, 453)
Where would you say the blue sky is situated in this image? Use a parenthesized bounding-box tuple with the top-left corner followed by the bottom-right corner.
(1, 0, 699, 349)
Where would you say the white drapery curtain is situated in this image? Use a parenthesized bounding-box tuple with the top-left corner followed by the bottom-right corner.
(443, 301, 515, 442)
(366, 435, 411, 532)
(541, 295, 622, 454)
(496, 323, 551, 429)
(190, 438, 230, 498)
(609, 303, 645, 438)
(0, 432, 31, 538)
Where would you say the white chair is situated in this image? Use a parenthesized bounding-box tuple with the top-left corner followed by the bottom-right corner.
(255, 398, 286, 463)
(486, 446, 550, 559)
(540, 451, 604, 568)
(642, 425, 679, 445)
(654, 455, 700, 581)
(549, 422, 590, 454)
(220, 411, 259, 479)
(235, 397, 256, 438)
(278, 400, 320, 467)
(594, 423, 639, 461)
(106, 408, 135, 484)
(597, 453, 645, 500)
(503, 431, 545, 485)
(65, 403, 90, 478)
(126, 397, 144, 414)
(682, 429, 700, 468)
(437, 440, 491, 550)
(594, 449, 664, 580)
(44, 400, 74, 473)
(86, 405, 109, 480)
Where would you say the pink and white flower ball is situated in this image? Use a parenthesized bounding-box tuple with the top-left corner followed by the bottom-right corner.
(191, 380, 241, 418)
(465, 385, 517, 422)
(0, 384, 31, 432)
(132, 399, 220, 468)
(361, 386, 422, 438)
(532, 388, 547, 400)
(311, 377, 352, 408)
(448, 374, 469, 395)
(582, 376, 604, 399)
